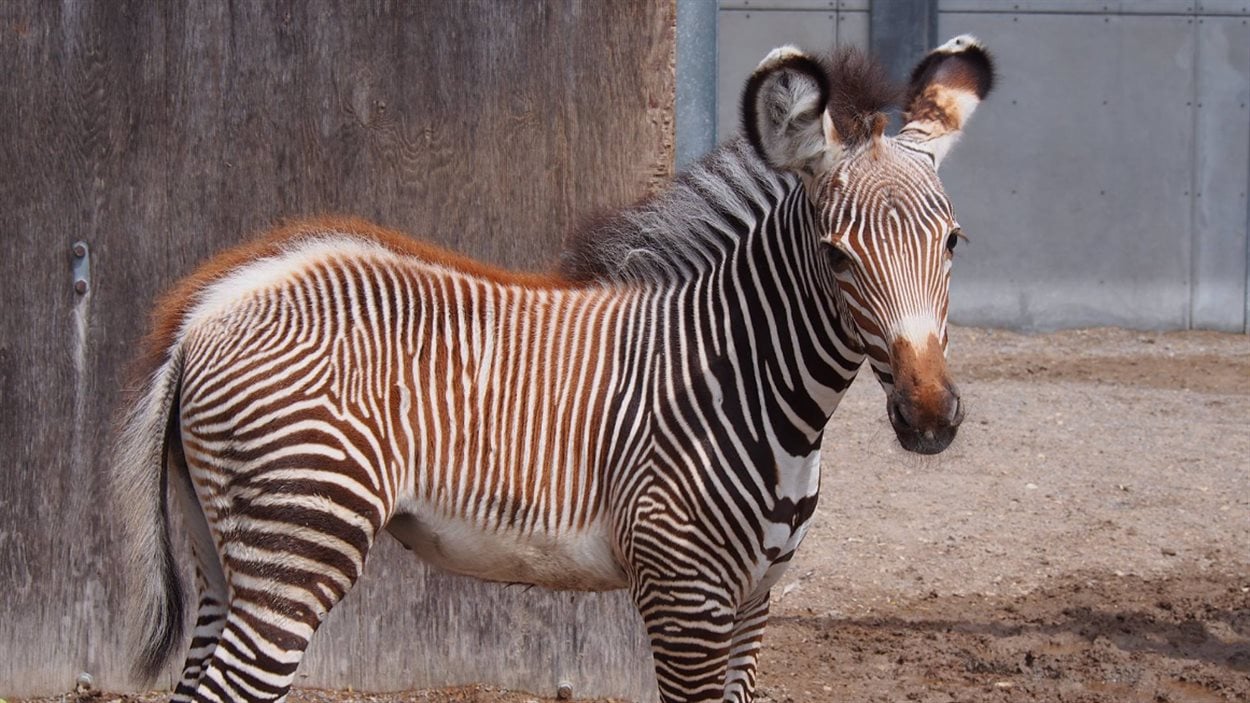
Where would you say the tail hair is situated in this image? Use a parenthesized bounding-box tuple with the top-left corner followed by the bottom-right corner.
(111, 348, 186, 683)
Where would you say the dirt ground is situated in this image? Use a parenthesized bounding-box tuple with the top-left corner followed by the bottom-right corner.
(22, 327, 1250, 702)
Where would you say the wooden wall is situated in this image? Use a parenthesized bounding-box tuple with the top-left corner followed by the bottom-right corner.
(0, 1, 674, 699)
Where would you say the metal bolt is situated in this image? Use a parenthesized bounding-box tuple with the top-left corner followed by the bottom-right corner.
(71, 241, 90, 294)
(556, 681, 574, 700)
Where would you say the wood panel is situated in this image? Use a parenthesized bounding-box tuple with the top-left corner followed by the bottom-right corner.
(0, 1, 674, 699)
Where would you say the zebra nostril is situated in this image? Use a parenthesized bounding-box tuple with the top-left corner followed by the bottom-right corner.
(888, 396, 912, 430)
(947, 395, 963, 425)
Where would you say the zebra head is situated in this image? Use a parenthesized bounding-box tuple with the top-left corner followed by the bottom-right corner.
(743, 36, 994, 455)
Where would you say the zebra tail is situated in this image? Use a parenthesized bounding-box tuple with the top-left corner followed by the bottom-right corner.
(111, 345, 186, 684)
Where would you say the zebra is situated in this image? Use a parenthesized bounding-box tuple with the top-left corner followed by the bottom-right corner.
(112, 37, 994, 703)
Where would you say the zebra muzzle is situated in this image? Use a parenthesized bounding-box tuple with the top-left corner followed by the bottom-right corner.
(884, 334, 964, 454)
(887, 386, 962, 455)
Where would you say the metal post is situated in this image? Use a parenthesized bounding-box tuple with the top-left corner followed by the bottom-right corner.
(676, 0, 718, 170)
(869, 0, 939, 122)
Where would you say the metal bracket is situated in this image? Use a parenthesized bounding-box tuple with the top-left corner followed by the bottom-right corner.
(72, 241, 90, 295)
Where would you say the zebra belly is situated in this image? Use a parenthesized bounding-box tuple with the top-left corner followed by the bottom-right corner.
(386, 509, 628, 592)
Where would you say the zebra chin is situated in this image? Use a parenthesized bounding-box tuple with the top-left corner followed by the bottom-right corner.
(886, 389, 964, 455)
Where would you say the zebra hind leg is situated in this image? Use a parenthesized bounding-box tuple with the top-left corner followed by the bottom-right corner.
(722, 592, 770, 703)
(168, 440, 230, 701)
(171, 562, 228, 702)
(185, 479, 379, 702)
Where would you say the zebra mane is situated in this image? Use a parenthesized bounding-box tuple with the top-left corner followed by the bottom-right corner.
(560, 47, 899, 286)
(558, 138, 793, 285)
(822, 46, 900, 145)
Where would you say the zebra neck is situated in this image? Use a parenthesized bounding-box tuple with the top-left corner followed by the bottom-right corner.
(655, 184, 866, 463)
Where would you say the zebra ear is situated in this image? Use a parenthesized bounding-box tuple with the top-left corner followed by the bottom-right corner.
(742, 46, 843, 194)
(899, 35, 995, 168)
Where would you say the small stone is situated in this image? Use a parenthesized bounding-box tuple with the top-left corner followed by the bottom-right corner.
(75, 672, 93, 691)
(1162, 547, 1177, 557)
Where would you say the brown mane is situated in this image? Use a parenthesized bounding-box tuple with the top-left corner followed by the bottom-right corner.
(822, 47, 901, 145)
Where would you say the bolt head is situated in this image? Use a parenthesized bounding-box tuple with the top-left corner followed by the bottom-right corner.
(72, 242, 87, 258)
(74, 280, 88, 294)
(556, 682, 574, 700)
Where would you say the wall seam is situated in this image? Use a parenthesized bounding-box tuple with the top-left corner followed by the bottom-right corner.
(1188, 9, 1201, 330)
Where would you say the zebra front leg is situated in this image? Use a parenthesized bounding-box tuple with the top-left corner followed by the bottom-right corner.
(722, 592, 770, 703)
(633, 578, 737, 703)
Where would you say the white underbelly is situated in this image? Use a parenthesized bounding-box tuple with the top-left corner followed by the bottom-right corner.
(386, 508, 628, 592)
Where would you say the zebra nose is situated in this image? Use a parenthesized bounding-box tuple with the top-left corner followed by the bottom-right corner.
(887, 389, 961, 455)
(888, 390, 960, 429)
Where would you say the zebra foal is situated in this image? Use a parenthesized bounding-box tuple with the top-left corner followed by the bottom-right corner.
(113, 37, 995, 702)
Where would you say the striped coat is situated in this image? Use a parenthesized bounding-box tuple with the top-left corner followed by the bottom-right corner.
(113, 36, 995, 703)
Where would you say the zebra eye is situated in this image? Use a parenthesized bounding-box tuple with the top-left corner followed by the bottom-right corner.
(824, 243, 853, 273)
(945, 229, 964, 253)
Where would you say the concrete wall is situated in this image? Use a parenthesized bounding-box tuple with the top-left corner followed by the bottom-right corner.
(696, 0, 1250, 331)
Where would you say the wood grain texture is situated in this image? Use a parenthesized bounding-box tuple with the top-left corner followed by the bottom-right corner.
(0, 1, 674, 699)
